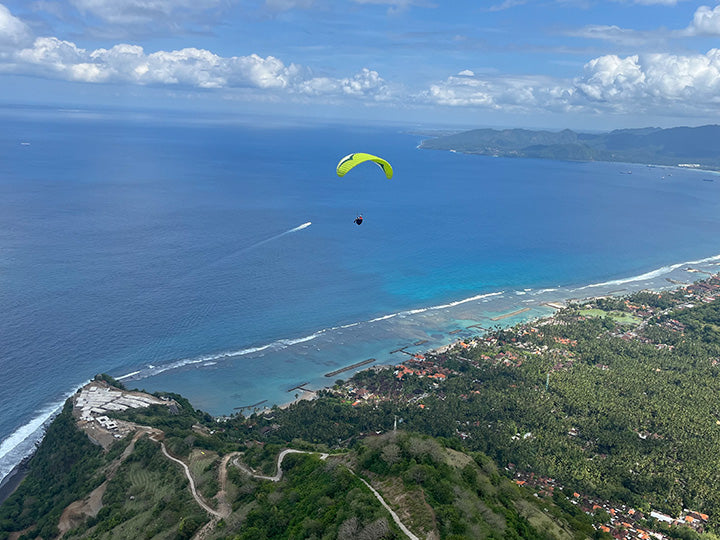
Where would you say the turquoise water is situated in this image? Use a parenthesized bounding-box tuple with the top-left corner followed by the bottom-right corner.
(2, 111, 720, 483)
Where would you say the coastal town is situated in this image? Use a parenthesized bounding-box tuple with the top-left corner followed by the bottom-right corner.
(327, 273, 720, 540)
(511, 469, 710, 540)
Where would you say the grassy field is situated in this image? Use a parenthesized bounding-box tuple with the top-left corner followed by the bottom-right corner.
(579, 308, 641, 325)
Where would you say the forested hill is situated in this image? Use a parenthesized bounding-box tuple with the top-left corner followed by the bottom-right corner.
(419, 125, 720, 169)
(5, 277, 720, 539)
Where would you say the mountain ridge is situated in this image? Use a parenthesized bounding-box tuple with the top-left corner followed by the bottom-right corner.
(419, 125, 720, 169)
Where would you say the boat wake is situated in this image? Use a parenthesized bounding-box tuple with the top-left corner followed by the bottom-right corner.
(249, 222, 312, 250)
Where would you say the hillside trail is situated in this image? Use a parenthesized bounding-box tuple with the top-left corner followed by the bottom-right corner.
(233, 449, 419, 540)
(56, 426, 161, 537)
(190, 451, 239, 540)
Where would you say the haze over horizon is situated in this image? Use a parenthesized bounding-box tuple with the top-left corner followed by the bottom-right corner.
(3, 1, 720, 130)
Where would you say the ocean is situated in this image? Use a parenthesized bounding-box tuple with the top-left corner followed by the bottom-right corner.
(2, 109, 720, 485)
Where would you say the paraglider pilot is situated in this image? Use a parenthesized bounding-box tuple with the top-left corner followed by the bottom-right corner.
(354, 215, 364, 225)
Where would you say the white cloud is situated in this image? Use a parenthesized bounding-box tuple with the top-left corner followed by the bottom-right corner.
(576, 50, 720, 108)
(427, 50, 720, 116)
(0, 3, 32, 49)
(566, 24, 658, 47)
(264, 0, 316, 10)
(685, 4, 720, 36)
(4, 36, 297, 89)
(69, 0, 223, 24)
(0, 3, 395, 101)
(487, 0, 528, 12)
(0, 28, 390, 104)
(297, 68, 391, 100)
(350, 0, 435, 13)
(426, 72, 577, 112)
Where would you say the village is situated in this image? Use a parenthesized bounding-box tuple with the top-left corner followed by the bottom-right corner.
(511, 469, 709, 540)
(328, 274, 720, 539)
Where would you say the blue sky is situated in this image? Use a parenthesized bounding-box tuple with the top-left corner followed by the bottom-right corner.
(2, 0, 720, 129)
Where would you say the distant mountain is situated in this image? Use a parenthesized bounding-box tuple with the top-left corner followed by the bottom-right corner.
(419, 125, 720, 169)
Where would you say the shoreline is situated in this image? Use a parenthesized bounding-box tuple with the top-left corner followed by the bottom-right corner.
(270, 263, 720, 412)
(3, 254, 720, 487)
(0, 457, 31, 506)
(421, 144, 720, 174)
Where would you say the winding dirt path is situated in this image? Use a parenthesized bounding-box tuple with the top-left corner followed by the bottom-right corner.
(189, 452, 241, 540)
(232, 449, 328, 482)
(348, 470, 420, 540)
(156, 440, 222, 518)
(234, 449, 418, 539)
(57, 427, 158, 537)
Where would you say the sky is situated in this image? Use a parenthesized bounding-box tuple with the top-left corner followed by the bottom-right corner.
(2, 0, 720, 129)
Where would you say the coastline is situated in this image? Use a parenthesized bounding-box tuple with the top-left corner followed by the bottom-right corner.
(419, 139, 720, 174)
(3, 253, 720, 487)
(0, 457, 30, 506)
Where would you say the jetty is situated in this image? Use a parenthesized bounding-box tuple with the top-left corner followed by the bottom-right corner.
(287, 382, 309, 392)
(466, 324, 486, 330)
(544, 302, 565, 310)
(234, 399, 268, 411)
(448, 329, 463, 335)
(490, 307, 531, 321)
(686, 267, 713, 276)
(413, 340, 428, 346)
(324, 358, 376, 378)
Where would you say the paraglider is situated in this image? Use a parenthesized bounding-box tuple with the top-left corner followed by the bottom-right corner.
(336, 153, 393, 180)
(337, 153, 392, 225)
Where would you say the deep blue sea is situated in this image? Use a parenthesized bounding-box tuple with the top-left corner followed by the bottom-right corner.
(2, 110, 720, 484)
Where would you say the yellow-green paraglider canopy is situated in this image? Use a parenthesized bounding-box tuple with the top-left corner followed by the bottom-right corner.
(336, 153, 393, 179)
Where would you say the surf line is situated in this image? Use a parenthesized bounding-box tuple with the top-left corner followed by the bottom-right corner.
(578, 252, 720, 290)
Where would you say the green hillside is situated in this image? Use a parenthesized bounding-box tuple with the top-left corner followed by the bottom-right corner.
(4, 277, 720, 539)
(419, 125, 720, 169)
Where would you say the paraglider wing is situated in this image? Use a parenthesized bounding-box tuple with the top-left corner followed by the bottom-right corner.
(336, 153, 393, 179)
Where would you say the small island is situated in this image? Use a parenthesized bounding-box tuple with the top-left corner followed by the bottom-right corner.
(419, 125, 720, 170)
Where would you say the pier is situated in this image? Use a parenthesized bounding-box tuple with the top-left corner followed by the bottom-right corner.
(287, 382, 309, 392)
(324, 358, 376, 378)
(234, 399, 268, 411)
(490, 307, 531, 321)
(466, 324, 487, 330)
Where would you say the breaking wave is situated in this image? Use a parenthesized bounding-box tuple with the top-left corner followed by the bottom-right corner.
(578, 253, 720, 290)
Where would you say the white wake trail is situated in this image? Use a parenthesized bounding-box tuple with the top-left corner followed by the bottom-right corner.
(251, 222, 312, 249)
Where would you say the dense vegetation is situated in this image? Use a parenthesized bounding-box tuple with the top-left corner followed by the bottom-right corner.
(226, 285, 720, 534)
(0, 401, 104, 539)
(4, 281, 720, 538)
(419, 125, 720, 169)
(65, 438, 207, 540)
(227, 451, 401, 540)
